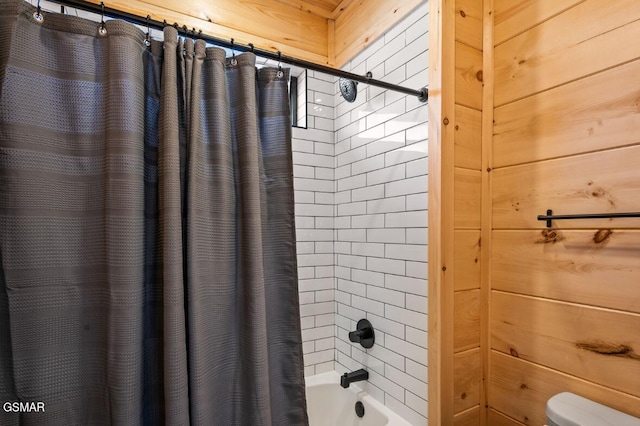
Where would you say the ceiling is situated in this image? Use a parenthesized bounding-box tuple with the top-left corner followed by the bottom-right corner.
(274, 0, 349, 19)
(81, 0, 424, 67)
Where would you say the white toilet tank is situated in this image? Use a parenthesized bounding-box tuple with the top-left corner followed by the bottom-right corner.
(546, 392, 640, 426)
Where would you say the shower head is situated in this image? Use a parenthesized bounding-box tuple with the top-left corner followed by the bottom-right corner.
(339, 77, 357, 103)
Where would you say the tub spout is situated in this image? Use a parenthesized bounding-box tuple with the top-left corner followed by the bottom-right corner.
(340, 369, 369, 388)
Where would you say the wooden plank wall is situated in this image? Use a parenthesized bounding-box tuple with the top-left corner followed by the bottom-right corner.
(453, 0, 483, 423)
(80, 0, 426, 67)
(488, 1, 640, 424)
(428, 0, 484, 424)
(83, 0, 330, 64)
(334, 0, 424, 67)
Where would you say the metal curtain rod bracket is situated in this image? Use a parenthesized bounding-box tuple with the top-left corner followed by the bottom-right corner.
(46, 0, 428, 103)
(537, 209, 640, 228)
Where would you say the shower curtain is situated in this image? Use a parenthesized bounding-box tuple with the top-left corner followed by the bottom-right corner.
(0, 0, 308, 424)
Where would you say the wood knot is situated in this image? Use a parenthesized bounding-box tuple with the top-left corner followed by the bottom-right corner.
(461, 392, 467, 399)
(520, 383, 527, 389)
(535, 229, 564, 244)
(476, 70, 483, 82)
(442, 266, 447, 272)
(455, 125, 459, 130)
(576, 341, 639, 360)
(474, 258, 478, 263)
(510, 347, 519, 358)
(593, 229, 612, 244)
(443, 117, 450, 125)
(459, 10, 466, 17)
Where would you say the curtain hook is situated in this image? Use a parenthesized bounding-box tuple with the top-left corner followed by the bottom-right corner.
(248, 43, 254, 53)
(230, 38, 237, 66)
(144, 15, 151, 46)
(276, 51, 283, 78)
(33, 0, 44, 23)
(98, 2, 107, 36)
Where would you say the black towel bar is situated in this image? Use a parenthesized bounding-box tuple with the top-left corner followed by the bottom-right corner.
(537, 209, 640, 228)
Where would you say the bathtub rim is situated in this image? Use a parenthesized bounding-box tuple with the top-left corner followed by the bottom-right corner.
(305, 370, 414, 426)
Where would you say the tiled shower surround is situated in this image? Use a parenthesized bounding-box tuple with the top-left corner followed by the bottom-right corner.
(293, 3, 428, 425)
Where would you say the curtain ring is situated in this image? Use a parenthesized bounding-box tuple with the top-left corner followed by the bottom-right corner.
(276, 51, 284, 78)
(144, 15, 151, 46)
(98, 2, 107, 36)
(33, 0, 44, 23)
(230, 38, 237, 66)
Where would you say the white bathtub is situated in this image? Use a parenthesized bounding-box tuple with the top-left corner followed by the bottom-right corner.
(305, 371, 412, 426)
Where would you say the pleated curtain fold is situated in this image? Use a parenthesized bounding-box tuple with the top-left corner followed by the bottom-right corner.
(0, 1, 308, 424)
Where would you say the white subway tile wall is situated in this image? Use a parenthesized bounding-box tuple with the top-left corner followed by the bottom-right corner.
(293, 3, 428, 425)
(293, 69, 337, 378)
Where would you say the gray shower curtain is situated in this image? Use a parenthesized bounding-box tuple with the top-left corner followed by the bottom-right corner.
(0, 0, 308, 424)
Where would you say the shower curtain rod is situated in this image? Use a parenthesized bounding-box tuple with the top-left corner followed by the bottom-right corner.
(46, 0, 429, 103)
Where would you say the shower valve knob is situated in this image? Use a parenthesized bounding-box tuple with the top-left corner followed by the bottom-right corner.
(349, 319, 375, 349)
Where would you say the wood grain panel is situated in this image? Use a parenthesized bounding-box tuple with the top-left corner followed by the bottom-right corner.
(492, 292, 640, 396)
(454, 104, 482, 170)
(454, 230, 481, 291)
(490, 351, 640, 425)
(273, 0, 335, 19)
(428, 0, 457, 422)
(492, 230, 640, 313)
(455, 42, 483, 111)
(489, 1, 640, 424)
(494, 58, 640, 167)
(493, 0, 584, 46)
(454, 289, 480, 352)
(454, 347, 482, 413)
(331, 0, 357, 19)
(492, 145, 640, 229)
(480, 1, 494, 422)
(83, 0, 329, 63)
(494, 0, 640, 106)
(334, 0, 423, 67)
(487, 409, 526, 426)
(327, 19, 336, 66)
(455, 0, 482, 50)
(454, 405, 480, 426)
(454, 168, 481, 229)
